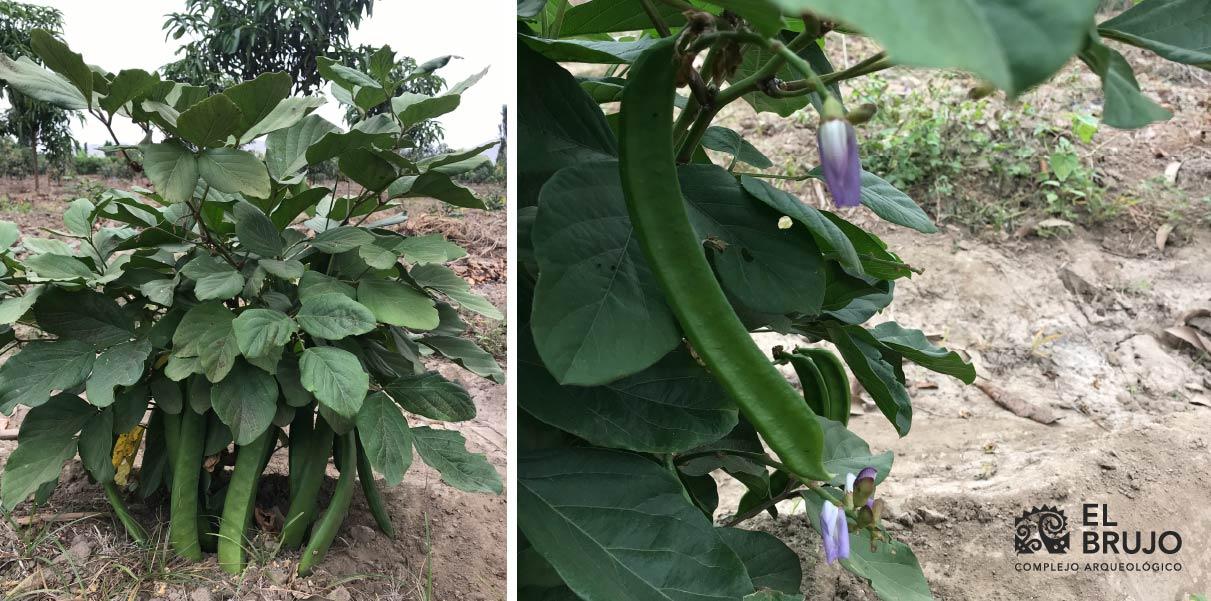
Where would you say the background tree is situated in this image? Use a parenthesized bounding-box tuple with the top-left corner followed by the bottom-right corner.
(337, 44, 447, 156)
(161, 0, 375, 93)
(0, 1, 77, 189)
(497, 104, 506, 176)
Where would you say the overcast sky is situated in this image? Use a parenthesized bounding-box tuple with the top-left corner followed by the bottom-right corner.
(22, 0, 510, 153)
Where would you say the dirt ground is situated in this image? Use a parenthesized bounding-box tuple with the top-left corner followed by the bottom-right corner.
(0, 179, 507, 601)
(708, 35, 1211, 601)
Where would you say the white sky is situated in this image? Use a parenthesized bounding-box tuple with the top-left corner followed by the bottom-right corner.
(22, 0, 511, 154)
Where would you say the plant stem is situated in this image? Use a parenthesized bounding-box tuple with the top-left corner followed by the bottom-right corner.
(102, 482, 147, 544)
(638, 0, 671, 37)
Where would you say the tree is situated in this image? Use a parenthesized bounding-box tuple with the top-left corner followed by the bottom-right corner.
(497, 104, 507, 176)
(0, 1, 76, 189)
(161, 0, 375, 93)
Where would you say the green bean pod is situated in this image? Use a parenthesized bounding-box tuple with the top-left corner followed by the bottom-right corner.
(103, 481, 147, 544)
(786, 351, 831, 417)
(288, 404, 314, 499)
(297, 433, 356, 577)
(800, 347, 851, 425)
(280, 416, 334, 549)
(620, 38, 830, 481)
(218, 428, 275, 574)
(169, 408, 205, 560)
(355, 432, 394, 538)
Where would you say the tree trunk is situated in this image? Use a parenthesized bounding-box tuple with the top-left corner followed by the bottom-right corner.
(31, 145, 38, 192)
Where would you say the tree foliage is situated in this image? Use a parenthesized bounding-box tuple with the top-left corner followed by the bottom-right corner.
(0, 1, 76, 178)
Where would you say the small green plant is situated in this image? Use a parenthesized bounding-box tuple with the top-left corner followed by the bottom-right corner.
(0, 29, 503, 577)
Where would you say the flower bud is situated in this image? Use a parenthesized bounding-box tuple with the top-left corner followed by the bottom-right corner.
(846, 103, 878, 125)
(852, 467, 877, 509)
(816, 111, 862, 209)
(856, 503, 875, 529)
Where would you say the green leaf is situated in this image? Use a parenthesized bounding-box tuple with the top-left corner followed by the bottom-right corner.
(857, 171, 937, 234)
(518, 35, 662, 64)
(198, 148, 272, 198)
(85, 339, 151, 408)
(1, 394, 93, 509)
(358, 244, 398, 270)
(0, 219, 19, 248)
(869, 322, 976, 384)
(298, 270, 355, 301)
(78, 407, 115, 483)
(355, 392, 413, 486)
(99, 68, 159, 115)
(33, 288, 134, 348)
(716, 528, 802, 594)
(395, 234, 466, 264)
(64, 198, 93, 237)
(1098, 0, 1211, 69)
(531, 162, 679, 386)
(239, 97, 326, 144)
(172, 302, 239, 383)
(176, 93, 242, 147)
(557, 0, 686, 36)
(338, 147, 397, 192)
(727, 33, 839, 117)
(30, 30, 93, 106)
(220, 71, 292, 136)
(140, 142, 198, 204)
(150, 374, 184, 414)
(0, 285, 42, 325)
(0, 341, 95, 413)
(804, 495, 933, 601)
(299, 346, 368, 417)
(355, 278, 438, 330)
(817, 415, 893, 487)
(520, 448, 750, 600)
(742, 176, 862, 274)
(772, 0, 1100, 95)
(210, 359, 279, 445)
(296, 293, 376, 340)
(0, 54, 87, 109)
(233, 202, 282, 258)
(259, 259, 304, 280)
(311, 226, 374, 253)
(233, 308, 297, 359)
(681, 164, 826, 315)
(265, 114, 341, 181)
(412, 426, 501, 494)
(1079, 37, 1173, 129)
(182, 255, 245, 301)
(392, 92, 460, 129)
(702, 127, 773, 169)
(825, 323, 912, 436)
(384, 371, 474, 421)
(410, 264, 501, 320)
(25, 253, 94, 281)
(521, 339, 736, 453)
(305, 113, 399, 164)
(419, 336, 504, 383)
(387, 171, 485, 209)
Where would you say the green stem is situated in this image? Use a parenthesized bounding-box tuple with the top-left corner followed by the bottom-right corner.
(280, 416, 334, 549)
(638, 0, 671, 37)
(298, 433, 357, 576)
(168, 409, 205, 561)
(218, 429, 275, 574)
(103, 482, 147, 545)
(355, 432, 394, 538)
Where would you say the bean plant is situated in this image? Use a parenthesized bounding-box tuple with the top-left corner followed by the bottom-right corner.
(517, 0, 1200, 598)
(0, 30, 503, 576)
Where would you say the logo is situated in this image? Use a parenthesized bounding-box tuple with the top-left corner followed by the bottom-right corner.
(1014, 505, 1070, 554)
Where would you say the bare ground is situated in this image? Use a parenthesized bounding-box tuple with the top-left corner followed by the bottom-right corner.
(0, 180, 507, 601)
(708, 36, 1211, 601)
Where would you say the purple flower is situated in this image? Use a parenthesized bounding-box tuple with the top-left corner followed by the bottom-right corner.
(819, 501, 850, 564)
(817, 109, 862, 209)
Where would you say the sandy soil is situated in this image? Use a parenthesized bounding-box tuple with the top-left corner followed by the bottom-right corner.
(0, 179, 507, 601)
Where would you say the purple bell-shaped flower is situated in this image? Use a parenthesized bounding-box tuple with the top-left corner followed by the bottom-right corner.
(817, 96, 862, 208)
(819, 501, 850, 564)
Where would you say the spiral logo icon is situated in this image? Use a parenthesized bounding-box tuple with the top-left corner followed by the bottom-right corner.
(1014, 505, 1071, 554)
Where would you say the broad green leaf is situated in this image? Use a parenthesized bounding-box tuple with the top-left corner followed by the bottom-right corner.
(78, 407, 115, 483)
(298, 270, 355, 301)
(311, 226, 374, 253)
(387, 171, 484, 209)
(384, 371, 474, 421)
(233, 202, 283, 257)
(727, 33, 839, 117)
(1, 394, 93, 509)
(296, 293, 376, 340)
(518, 35, 661, 64)
(233, 308, 297, 359)
(447, 67, 488, 95)
(356, 278, 438, 330)
(421, 141, 498, 172)
(412, 426, 501, 493)
(150, 373, 184, 414)
(338, 147, 397, 191)
(0, 285, 42, 325)
(1079, 37, 1172, 129)
(1099, 0, 1211, 68)
(521, 339, 736, 453)
(0, 54, 87, 109)
(33, 288, 133, 348)
(0, 341, 95, 413)
(358, 243, 398, 270)
(392, 92, 460, 129)
(221, 71, 292, 135)
(259, 259, 304, 280)
(531, 162, 678, 386)
(198, 148, 271, 198)
(171, 302, 239, 383)
(64, 198, 93, 237)
(395, 234, 466, 264)
(869, 322, 975, 384)
(0, 219, 18, 248)
(30, 30, 92, 106)
(716, 528, 802, 595)
(817, 415, 893, 487)
(556, 0, 686, 36)
(100, 68, 159, 115)
(702, 127, 773, 169)
(355, 392, 413, 485)
(857, 171, 937, 234)
(681, 164, 826, 315)
(825, 323, 912, 436)
(265, 114, 340, 181)
(140, 142, 198, 204)
(176, 93, 242, 147)
(299, 346, 368, 418)
(517, 42, 617, 207)
(305, 113, 400, 164)
(772, 0, 1100, 95)
(240, 97, 326, 144)
(520, 448, 750, 600)
(25, 253, 94, 281)
(419, 336, 504, 383)
(85, 339, 151, 408)
(210, 359, 279, 444)
(742, 176, 862, 273)
(410, 263, 501, 320)
(181, 255, 244, 301)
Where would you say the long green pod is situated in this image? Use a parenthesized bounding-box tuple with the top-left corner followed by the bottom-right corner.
(355, 432, 394, 538)
(217, 428, 275, 574)
(288, 404, 314, 499)
(801, 348, 852, 425)
(169, 408, 205, 560)
(297, 433, 357, 577)
(280, 416, 334, 549)
(103, 481, 147, 544)
(620, 38, 830, 481)
(786, 352, 831, 417)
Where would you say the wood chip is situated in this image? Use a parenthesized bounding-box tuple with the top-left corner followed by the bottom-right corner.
(975, 381, 1058, 424)
(11, 512, 104, 527)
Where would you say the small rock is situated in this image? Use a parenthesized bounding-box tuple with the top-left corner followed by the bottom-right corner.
(349, 524, 377, 543)
(917, 508, 948, 525)
(328, 586, 353, 601)
(189, 588, 213, 601)
(266, 567, 292, 586)
(60, 539, 91, 563)
(1098, 459, 1117, 471)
